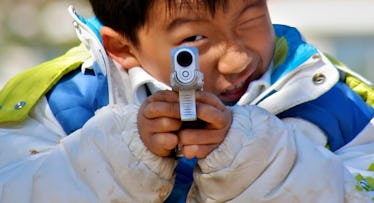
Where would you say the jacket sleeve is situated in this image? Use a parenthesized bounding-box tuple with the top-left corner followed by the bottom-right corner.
(0, 100, 177, 203)
(190, 105, 372, 203)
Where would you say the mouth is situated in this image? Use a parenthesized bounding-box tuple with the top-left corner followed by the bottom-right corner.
(219, 77, 251, 105)
(217, 59, 261, 105)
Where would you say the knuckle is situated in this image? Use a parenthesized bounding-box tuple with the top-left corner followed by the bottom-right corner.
(147, 102, 158, 113)
(215, 114, 227, 127)
(145, 102, 164, 117)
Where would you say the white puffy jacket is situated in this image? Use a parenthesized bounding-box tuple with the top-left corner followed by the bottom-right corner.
(0, 6, 373, 203)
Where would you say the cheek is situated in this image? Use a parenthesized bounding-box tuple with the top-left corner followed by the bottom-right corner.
(136, 32, 174, 84)
(136, 49, 173, 85)
(199, 68, 221, 94)
(261, 36, 275, 70)
(260, 26, 276, 67)
(197, 57, 217, 92)
(142, 60, 172, 84)
(246, 29, 275, 72)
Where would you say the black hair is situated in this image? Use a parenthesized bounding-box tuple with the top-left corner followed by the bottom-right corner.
(89, 0, 227, 46)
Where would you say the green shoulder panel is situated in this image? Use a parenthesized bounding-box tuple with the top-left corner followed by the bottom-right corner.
(346, 75, 374, 107)
(0, 44, 91, 123)
(325, 53, 374, 108)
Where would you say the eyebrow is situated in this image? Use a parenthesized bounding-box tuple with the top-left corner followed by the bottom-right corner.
(166, 17, 206, 32)
(237, 0, 260, 18)
(166, 0, 259, 31)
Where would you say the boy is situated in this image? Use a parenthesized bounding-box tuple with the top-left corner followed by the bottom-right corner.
(0, 0, 373, 202)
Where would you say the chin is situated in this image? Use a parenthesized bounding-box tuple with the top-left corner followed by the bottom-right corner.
(222, 100, 238, 106)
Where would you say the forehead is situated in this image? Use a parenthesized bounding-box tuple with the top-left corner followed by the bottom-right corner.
(146, 0, 253, 25)
(146, 0, 223, 21)
(165, 0, 226, 13)
(153, 0, 258, 17)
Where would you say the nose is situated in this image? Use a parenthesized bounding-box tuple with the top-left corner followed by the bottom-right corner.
(216, 42, 251, 75)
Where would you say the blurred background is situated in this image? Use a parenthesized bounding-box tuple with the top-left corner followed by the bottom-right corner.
(0, 0, 373, 88)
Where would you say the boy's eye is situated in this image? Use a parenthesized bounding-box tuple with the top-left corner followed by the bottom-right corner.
(183, 35, 204, 42)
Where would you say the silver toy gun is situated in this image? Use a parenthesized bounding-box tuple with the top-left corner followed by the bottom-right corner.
(170, 46, 205, 157)
(170, 46, 204, 121)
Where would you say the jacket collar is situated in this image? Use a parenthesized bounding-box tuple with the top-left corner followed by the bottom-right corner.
(271, 24, 319, 84)
(254, 52, 339, 114)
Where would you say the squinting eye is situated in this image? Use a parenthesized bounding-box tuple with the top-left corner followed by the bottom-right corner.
(183, 35, 204, 42)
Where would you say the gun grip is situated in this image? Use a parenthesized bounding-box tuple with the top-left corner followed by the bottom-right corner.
(180, 119, 207, 129)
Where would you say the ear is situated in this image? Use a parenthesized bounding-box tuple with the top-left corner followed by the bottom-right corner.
(100, 26, 140, 69)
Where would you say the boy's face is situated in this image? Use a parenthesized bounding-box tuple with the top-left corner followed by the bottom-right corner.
(120, 0, 274, 105)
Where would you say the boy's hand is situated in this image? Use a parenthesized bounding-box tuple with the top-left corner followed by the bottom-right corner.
(179, 91, 232, 159)
(138, 90, 182, 157)
(137, 90, 232, 158)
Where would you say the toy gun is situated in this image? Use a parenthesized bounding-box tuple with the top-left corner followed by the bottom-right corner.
(170, 46, 205, 157)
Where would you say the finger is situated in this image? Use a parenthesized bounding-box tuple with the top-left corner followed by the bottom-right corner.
(196, 102, 232, 129)
(195, 91, 226, 111)
(142, 101, 181, 119)
(145, 90, 179, 103)
(178, 128, 226, 145)
(146, 133, 179, 157)
(138, 116, 182, 135)
(182, 144, 218, 159)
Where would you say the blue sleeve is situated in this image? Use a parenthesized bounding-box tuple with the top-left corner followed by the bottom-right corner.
(277, 81, 374, 151)
(46, 67, 108, 134)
